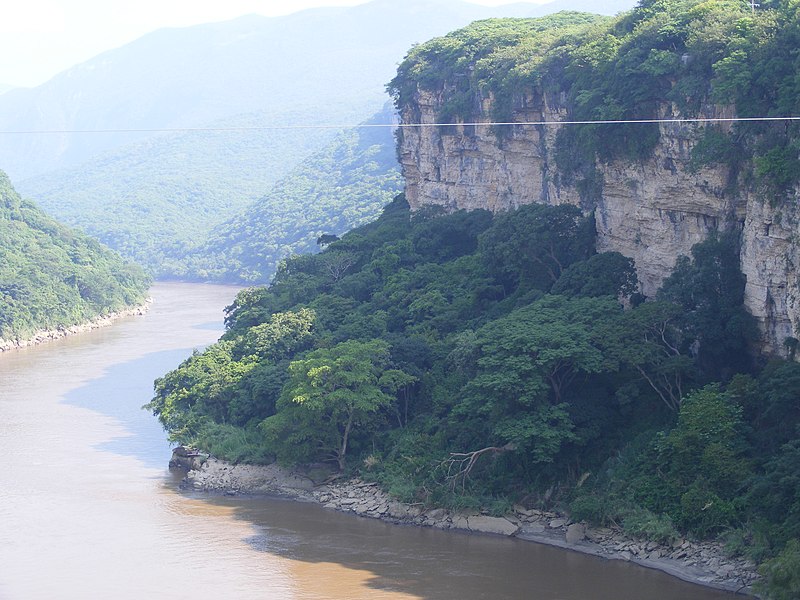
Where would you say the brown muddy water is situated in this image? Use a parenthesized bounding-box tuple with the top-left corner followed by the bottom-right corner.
(0, 282, 739, 599)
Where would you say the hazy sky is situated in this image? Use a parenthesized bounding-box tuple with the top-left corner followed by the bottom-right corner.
(0, 0, 550, 88)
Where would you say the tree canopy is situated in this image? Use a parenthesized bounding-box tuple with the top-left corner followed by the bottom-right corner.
(0, 171, 150, 341)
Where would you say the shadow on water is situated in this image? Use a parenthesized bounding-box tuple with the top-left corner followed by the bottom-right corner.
(194, 320, 227, 331)
(172, 490, 740, 600)
(61, 348, 193, 468)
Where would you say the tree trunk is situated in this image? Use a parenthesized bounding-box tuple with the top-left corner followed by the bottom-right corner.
(338, 410, 355, 471)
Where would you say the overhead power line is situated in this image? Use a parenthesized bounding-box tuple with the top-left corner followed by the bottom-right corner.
(1, 115, 800, 135)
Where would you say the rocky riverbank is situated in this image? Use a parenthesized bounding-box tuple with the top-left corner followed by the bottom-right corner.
(0, 300, 152, 353)
(175, 451, 759, 596)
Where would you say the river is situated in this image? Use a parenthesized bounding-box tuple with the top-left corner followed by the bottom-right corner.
(0, 282, 738, 599)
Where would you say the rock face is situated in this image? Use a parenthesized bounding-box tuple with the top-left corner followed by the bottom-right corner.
(398, 89, 798, 355)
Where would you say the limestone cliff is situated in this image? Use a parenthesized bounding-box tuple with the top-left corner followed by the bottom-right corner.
(397, 90, 797, 356)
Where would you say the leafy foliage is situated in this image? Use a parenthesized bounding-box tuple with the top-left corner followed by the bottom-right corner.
(658, 232, 758, 380)
(149, 195, 758, 513)
(262, 339, 409, 470)
(478, 204, 594, 294)
(0, 171, 150, 340)
(551, 251, 638, 300)
(757, 539, 800, 600)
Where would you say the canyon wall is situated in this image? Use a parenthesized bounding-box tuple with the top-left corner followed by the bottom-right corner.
(398, 89, 798, 355)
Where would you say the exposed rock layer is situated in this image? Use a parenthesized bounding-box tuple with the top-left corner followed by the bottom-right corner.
(398, 90, 797, 355)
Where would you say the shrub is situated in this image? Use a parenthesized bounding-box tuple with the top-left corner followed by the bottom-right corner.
(757, 539, 800, 600)
(622, 507, 679, 545)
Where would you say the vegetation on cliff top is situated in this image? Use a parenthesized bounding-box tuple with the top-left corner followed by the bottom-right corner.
(389, 0, 800, 200)
(0, 171, 150, 340)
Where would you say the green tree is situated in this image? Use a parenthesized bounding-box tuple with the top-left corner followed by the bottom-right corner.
(551, 251, 639, 300)
(658, 232, 757, 380)
(648, 385, 751, 536)
(231, 308, 315, 360)
(456, 295, 620, 464)
(757, 538, 800, 600)
(612, 300, 695, 412)
(148, 341, 255, 439)
(261, 339, 410, 470)
(478, 204, 594, 295)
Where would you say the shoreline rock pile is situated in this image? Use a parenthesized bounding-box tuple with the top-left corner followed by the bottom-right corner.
(180, 452, 758, 596)
(0, 300, 151, 353)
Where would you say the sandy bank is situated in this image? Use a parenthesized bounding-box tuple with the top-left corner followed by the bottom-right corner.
(0, 299, 152, 353)
(174, 451, 759, 596)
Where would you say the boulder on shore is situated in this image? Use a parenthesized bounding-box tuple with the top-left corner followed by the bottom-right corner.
(169, 446, 205, 470)
(566, 523, 586, 544)
(467, 516, 519, 536)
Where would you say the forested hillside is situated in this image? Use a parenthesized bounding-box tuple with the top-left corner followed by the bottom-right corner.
(0, 171, 150, 341)
(148, 195, 797, 597)
(147, 3, 800, 597)
(10, 0, 635, 280)
(20, 108, 346, 274)
(162, 108, 402, 283)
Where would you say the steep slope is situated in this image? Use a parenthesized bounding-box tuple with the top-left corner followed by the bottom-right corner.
(389, 3, 800, 356)
(0, 171, 150, 342)
(7, 0, 635, 279)
(166, 107, 402, 283)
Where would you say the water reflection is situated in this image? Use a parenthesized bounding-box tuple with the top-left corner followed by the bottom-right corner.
(62, 348, 194, 467)
(192, 494, 738, 600)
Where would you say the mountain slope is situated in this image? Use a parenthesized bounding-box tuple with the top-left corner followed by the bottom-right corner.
(0, 0, 635, 182)
(18, 108, 347, 272)
(7, 0, 635, 279)
(0, 171, 150, 341)
(166, 107, 403, 283)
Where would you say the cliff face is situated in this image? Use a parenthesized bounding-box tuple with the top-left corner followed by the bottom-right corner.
(398, 89, 798, 355)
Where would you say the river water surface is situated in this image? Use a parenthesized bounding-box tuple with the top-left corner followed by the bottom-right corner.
(0, 283, 738, 599)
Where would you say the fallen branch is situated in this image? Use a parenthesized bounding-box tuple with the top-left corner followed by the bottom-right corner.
(439, 443, 516, 491)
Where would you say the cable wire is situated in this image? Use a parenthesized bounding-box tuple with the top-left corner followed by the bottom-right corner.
(0, 115, 799, 134)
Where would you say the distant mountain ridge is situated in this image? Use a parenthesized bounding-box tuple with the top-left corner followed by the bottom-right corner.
(163, 105, 403, 283)
(8, 0, 636, 279)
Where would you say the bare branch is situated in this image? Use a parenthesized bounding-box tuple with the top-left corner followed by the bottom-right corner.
(437, 443, 516, 491)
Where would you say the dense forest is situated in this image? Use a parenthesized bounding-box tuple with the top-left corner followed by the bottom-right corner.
(148, 195, 797, 597)
(20, 108, 344, 275)
(146, 3, 800, 597)
(0, 171, 150, 341)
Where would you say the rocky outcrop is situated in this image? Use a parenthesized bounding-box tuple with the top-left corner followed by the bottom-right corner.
(398, 89, 798, 355)
(0, 300, 152, 353)
(175, 452, 758, 595)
